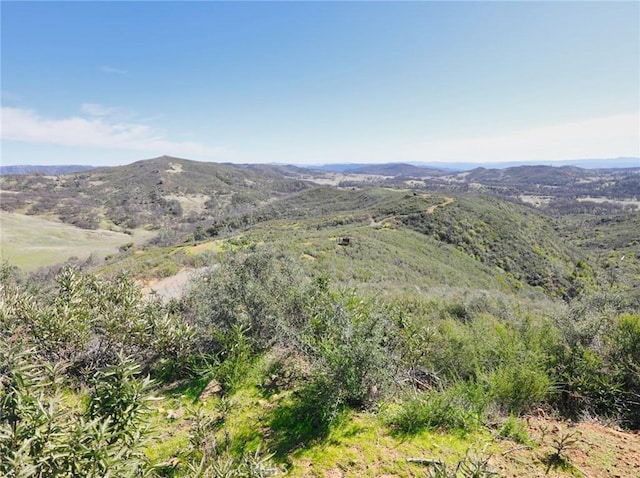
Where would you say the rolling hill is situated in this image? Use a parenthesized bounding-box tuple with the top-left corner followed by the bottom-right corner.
(3, 155, 636, 302)
(0, 155, 310, 230)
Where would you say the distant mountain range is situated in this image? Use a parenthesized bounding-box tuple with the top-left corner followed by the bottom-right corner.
(0, 165, 96, 175)
(339, 163, 448, 177)
(310, 157, 639, 173)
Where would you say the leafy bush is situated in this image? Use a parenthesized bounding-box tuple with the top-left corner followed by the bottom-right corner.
(0, 348, 156, 477)
(205, 325, 255, 393)
(612, 314, 640, 426)
(268, 375, 346, 453)
(551, 345, 624, 421)
(187, 247, 308, 351)
(189, 248, 396, 412)
(119, 241, 134, 252)
(1, 265, 196, 379)
(184, 405, 280, 478)
(480, 362, 551, 415)
(549, 299, 636, 424)
(300, 288, 395, 409)
(186, 448, 281, 478)
(87, 354, 154, 447)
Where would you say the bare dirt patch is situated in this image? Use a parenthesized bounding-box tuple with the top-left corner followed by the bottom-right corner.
(165, 162, 183, 174)
(142, 267, 206, 302)
(519, 195, 554, 207)
(494, 417, 640, 478)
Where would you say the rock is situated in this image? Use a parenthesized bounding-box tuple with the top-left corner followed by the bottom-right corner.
(199, 379, 223, 400)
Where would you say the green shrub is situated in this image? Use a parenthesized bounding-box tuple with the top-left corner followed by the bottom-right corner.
(301, 288, 395, 409)
(188, 247, 308, 351)
(1, 265, 196, 379)
(550, 344, 626, 421)
(385, 388, 479, 435)
(613, 313, 640, 361)
(269, 375, 346, 448)
(549, 306, 637, 424)
(609, 314, 639, 427)
(210, 325, 255, 393)
(186, 448, 281, 478)
(189, 248, 396, 411)
(119, 241, 134, 252)
(481, 362, 552, 415)
(497, 415, 530, 444)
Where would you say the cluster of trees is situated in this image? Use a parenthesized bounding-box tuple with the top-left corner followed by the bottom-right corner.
(1, 247, 639, 475)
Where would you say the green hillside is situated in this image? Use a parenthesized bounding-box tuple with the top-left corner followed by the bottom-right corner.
(170, 187, 596, 299)
(397, 195, 594, 299)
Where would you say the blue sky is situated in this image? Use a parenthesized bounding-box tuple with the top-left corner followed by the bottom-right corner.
(1, 1, 639, 166)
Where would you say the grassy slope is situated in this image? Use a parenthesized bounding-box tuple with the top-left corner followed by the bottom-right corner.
(241, 221, 517, 297)
(0, 211, 145, 270)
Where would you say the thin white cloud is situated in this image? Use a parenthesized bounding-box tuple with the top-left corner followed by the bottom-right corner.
(99, 65, 128, 75)
(81, 103, 128, 117)
(1, 106, 221, 157)
(403, 113, 640, 163)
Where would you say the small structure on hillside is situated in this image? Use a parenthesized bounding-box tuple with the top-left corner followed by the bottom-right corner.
(337, 236, 352, 246)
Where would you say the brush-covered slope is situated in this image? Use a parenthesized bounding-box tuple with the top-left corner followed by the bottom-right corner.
(462, 165, 587, 186)
(396, 194, 595, 298)
(206, 187, 444, 231)
(202, 188, 595, 298)
(0, 156, 310, 230)
(104, 187, 598, 300)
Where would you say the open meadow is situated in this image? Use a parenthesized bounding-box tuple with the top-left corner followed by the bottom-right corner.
(0, 211, 150, 270)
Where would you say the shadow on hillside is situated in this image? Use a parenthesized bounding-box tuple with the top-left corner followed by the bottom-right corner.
(265, 380, 345, 460)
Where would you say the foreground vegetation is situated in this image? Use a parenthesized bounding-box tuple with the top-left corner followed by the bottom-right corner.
(2, 244, 639, 476)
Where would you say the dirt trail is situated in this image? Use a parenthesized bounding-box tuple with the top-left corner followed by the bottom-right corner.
(369, 195, 455, 228)
(426, 196, 454, 213)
